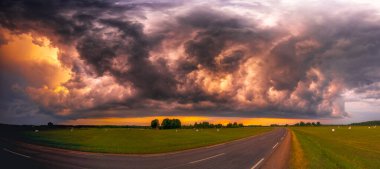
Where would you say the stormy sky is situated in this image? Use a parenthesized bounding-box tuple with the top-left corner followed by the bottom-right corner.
(1, 0, 380, 124)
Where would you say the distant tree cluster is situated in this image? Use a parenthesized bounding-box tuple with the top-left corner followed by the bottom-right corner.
(192, 122, 243, 128)
(193, 122, 223, 128)
(267, 124, 289, 127)
(183, 122, 246, 128)
(150, 119, 182, 129)
(150, 119, 247, 129)
(161, 118, 181, 129)
(294, 121, 321, 126)
(351, 121, 380, 126)
(226, 122, 244, 128)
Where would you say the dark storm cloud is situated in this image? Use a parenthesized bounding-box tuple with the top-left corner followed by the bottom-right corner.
(75, 18, 178, 99)
(1, 0, 380, 122)
(302, 11, 380, 87)
(180, 9, 279, 71)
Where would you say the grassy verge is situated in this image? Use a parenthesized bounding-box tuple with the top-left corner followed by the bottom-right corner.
(20, 127, 272, 154)
(290, 130, 307, 169)
(291, 126, 380, 169)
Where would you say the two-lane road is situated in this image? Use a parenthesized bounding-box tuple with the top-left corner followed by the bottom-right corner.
(0, 128, 288, 169)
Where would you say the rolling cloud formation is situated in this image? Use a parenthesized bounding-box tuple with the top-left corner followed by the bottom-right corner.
(1, 0, 380, 123)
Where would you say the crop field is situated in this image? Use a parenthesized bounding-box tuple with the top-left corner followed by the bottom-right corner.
(20, 127, 273, 154)
(291, 126, 380, 169)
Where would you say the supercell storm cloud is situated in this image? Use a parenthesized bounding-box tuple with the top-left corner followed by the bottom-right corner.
(1, 0, 380, 123)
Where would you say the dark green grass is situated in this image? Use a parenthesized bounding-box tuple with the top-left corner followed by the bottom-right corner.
(291, 126, 380, 169)
(21, 127, 272, 154)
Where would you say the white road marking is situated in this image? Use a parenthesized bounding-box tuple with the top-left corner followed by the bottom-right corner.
(188, 153, 225, 164)
(3, 148, 31, 158)
(272, 142, 279, 149)
(251, 158, 264, 169)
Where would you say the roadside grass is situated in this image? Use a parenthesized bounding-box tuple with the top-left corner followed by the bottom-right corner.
(21, 127, 273, 154)
(290, 130, 307, 169)
(291, 126, 380, 169)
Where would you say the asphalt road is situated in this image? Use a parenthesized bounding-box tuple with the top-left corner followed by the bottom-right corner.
(0, 128, 288, 169)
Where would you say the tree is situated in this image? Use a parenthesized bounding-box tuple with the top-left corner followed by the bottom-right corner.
(47, 122, 54, 127)
(162, 118, 171, 129)
(300, 121, 305, 126)
(233, 122, 238, 128)
(227, 123, 233, 128)
(174, 119, 181, 128)
(202, 122, 210, 128)
(238, 123, 244, 127)
(316, 122, 321, 126)
(151, 119, 159, 129)
(194, 122, 198, 128)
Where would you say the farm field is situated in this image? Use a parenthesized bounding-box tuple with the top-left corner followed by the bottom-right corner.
(290, 126, 380, 169)
(20, 127, 273, 154)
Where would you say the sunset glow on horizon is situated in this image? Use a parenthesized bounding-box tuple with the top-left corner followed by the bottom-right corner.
(63, 116, 317, 126)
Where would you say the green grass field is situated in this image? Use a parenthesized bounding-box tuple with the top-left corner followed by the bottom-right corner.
(290, 126, 380, 169)
(21, 127, 272, 154)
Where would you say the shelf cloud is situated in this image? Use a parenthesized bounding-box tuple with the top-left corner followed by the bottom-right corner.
(1, 0, 380, 123)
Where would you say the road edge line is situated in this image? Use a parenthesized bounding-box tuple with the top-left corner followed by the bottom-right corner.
(3, 148, 31, 158)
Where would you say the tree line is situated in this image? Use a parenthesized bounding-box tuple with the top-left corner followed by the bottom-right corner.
(351, 121, 380, 126)
(151, 119, 244, 129)
(151, 118, 181, 129)
(294, 121, 321, 126)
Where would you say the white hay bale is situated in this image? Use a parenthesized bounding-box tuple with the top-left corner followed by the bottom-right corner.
(331, 129, 335, 132)
(348, 126, 351, 130)
(34, 130, 39, 133)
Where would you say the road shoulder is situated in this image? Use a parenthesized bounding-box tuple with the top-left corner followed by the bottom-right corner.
(260, 128, 291, 169)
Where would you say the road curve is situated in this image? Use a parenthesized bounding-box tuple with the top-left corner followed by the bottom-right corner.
(0, 128, 288, 169)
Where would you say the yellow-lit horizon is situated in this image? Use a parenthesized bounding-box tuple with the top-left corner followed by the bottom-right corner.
(63, 116, 318, 126)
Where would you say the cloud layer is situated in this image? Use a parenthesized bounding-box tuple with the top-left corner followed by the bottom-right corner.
(1, 0, 380, 123)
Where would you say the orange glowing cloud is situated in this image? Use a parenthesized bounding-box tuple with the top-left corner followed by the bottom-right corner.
(0, 30, 71, 88)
